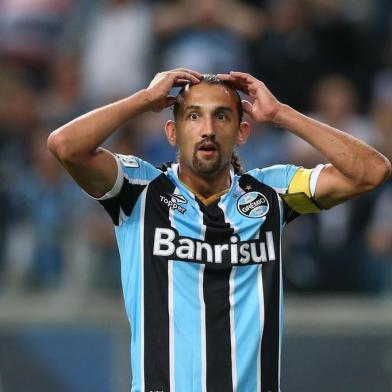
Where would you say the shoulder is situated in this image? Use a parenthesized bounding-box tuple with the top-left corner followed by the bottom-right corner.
(246, 164, 300, 193)
(115, 154, 162, 182)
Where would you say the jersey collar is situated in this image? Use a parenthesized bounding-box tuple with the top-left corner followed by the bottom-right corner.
(169, 163, 235, 206)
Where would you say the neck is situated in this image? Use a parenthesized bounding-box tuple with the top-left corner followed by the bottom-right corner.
(178, 163, 231, 199)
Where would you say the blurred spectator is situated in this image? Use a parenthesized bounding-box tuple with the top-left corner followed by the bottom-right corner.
(0, 0, 79, 88)
(238, 119, 288, 171)
(284, 74, 383, 293)
(252, 0, 320, 111)
(307, 0, 372, 24)
(372, 33, 392, 105)
(365, 88, 392, 292)
(286, 74, 375, 166)
(80, 0, 154, 106)
(308, 0, 377, 103)
(136, 109, 176, 165)
(154, 0, 262, 74)
(4, 130, 85, 290)
(0, 66, 39, 200)
(252, 0, 376, 112)
(369, 0, 392, 37)
(0, 65, 40, 290)
(37, 53, 88, 128)
(79, 202, 120, 293)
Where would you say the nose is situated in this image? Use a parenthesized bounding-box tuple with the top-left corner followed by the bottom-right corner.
(201, 116, 215, 139)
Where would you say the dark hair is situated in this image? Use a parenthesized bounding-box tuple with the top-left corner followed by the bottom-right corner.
(230, 150, 244, 175)
(173, 74, 244, 175)
(173, 74, 243, 124)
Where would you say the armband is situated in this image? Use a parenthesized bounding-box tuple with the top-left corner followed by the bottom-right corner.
(281, 192, 322, 214)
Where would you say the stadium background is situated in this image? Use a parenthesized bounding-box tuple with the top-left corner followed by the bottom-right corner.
(0, 0, 391, 390)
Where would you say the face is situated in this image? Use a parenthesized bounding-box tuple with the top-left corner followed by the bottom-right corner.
(166, 83, 249, 177)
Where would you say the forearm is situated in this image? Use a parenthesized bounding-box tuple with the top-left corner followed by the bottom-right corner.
(273, 104, 391, 188)
(48, 89, 151, 160)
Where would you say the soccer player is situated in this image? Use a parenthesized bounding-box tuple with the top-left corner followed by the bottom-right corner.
(48, 69, 391, 392)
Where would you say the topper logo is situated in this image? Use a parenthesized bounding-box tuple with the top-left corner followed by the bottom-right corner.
(168, 193, 187, 204)
(160, 193, 187, 214)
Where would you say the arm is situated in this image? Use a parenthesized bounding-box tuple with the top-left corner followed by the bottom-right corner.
(47, 69, 202, 198)
(270, 105, 391, 207)
(218, 71, 392, 208)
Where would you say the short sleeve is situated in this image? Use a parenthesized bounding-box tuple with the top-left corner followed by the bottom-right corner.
(96, 154, 161, 226)
(247, 164, 302, 193)
(247, 164, 325, 224)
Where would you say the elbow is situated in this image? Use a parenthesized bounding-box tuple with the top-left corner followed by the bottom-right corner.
(378, 156, 392, 183)
(47, 130, 67, 161)
(47, 128, 80, 162)
(362, 156, 392, 191)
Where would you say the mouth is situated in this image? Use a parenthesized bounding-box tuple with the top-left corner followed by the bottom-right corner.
(198, 141, 218, 151)
(197, 142, 218, 157)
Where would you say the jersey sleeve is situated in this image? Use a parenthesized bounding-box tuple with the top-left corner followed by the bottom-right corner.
(91, 153, 161, 226)
(247, 164, 325, 223)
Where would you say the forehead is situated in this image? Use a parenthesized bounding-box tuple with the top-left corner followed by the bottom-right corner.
(181, 82, 238, 110)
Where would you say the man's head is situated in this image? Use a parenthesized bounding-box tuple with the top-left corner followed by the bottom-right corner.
(165, 74, 250, 177)
(173, 74, 244, 125)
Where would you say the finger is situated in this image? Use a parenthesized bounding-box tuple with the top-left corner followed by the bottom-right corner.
(172, 71, 201, 80)
(165, 96, 177, 107)
(230, 71, 254, 81)
(172, 68, 203, 79)
(173, 79, 190, 87)
(216, 73, 232, 81)
(216, 74, 250, 95)
(242, 100, 253, 116)
(216, 73, 248, 88)
(229, 72, 255, 86)
(231, 80, 250, 96)
(173, 72, 201, 85)
(230, 72, 260, 92)
(222, 71, 247, 83)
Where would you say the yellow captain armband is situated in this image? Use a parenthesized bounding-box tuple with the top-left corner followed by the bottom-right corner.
(280, 192, 321, 214)
(281, 167, 322, 214)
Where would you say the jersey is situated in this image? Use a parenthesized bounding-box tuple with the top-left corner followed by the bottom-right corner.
(95, 155, 323, 392)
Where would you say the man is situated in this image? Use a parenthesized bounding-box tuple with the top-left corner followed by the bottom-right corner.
(48, 69, 390, 392)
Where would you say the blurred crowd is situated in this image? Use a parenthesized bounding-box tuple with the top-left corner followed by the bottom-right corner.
(0, 0, 391, 296)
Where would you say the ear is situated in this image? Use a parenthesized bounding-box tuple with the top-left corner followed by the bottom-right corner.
(165, 120, 177, 146)
(237, 121, 250, 145)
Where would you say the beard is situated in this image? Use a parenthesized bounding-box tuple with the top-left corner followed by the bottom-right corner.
(192, 143, 225, 175)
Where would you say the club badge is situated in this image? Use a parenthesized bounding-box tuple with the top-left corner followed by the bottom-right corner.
(237, 191, 269, 218)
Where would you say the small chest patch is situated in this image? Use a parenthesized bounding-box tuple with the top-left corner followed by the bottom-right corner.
(237, 191, 269, 218)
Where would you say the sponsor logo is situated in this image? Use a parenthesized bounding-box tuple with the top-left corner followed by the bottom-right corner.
(237, 191, 269, 218)
(117, 154, 139, 168)
(160, 193, 187, 214)
(153, 228, 276, 264)
(168, 193, 187, 204)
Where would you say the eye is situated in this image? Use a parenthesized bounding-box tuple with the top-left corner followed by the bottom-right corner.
(189, 112, 199, 120)
(217, 112, 227, 120)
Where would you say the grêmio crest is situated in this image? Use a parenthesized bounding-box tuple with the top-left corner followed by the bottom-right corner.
(236, 191, 269, 218)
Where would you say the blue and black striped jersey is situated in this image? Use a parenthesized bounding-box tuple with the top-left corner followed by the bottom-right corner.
(96, 155, 323, 392)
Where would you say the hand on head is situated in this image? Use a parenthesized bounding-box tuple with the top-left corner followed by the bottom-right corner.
(217, 71, 282, 123)
(146, 69, 282, 123)
(146, 68, 203, 112)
